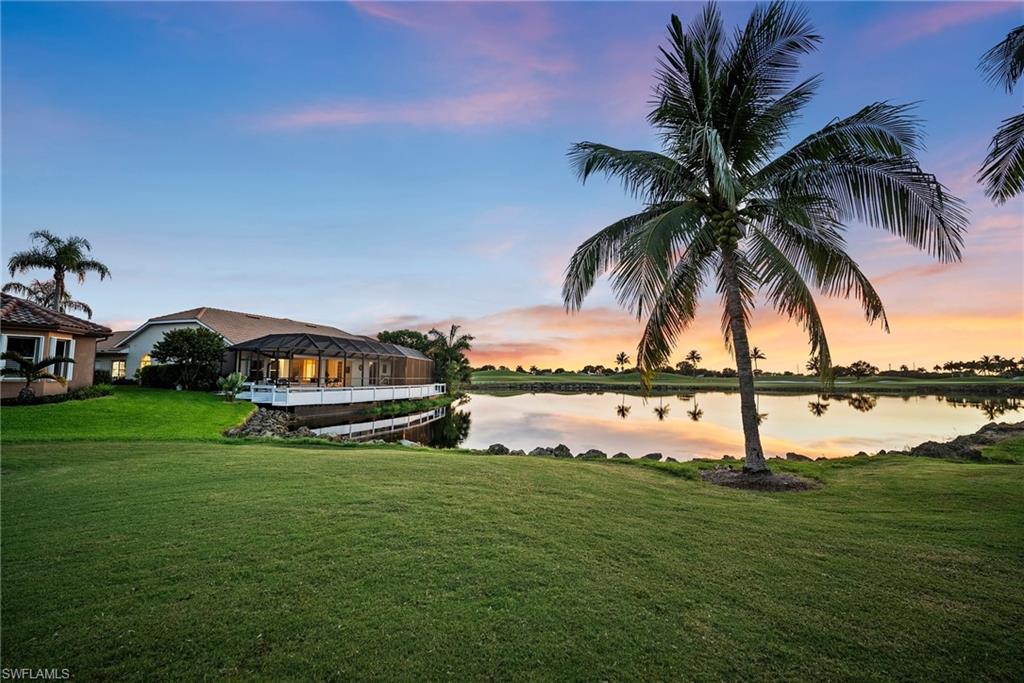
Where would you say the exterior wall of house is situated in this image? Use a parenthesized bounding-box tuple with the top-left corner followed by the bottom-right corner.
(1, 326, 98, 399)
(120, 321, 205, 378)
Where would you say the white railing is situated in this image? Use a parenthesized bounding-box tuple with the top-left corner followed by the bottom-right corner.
(237, 382, 446, 406)
(311, 407, 446, 439)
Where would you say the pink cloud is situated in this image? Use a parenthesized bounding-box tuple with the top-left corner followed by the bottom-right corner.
(864, 1, 1019, 50)
(259, 82, 556, 130)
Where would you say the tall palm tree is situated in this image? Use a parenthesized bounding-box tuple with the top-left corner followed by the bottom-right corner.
(684, 349, 702, 374)
(7, 231, 111, 312)
(1, 351, 75, 401)
(615, 351, 631, 372)
(978, 25, 1024, 203)
(750, 346, 766, 372)
(2, 279, 93, 318)
(562, 2, 966, 472)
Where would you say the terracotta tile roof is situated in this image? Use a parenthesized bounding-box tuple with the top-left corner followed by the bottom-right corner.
(1, 294, 112, 338)
(137, 306, 357, 345)
(96, 330, 133, 353)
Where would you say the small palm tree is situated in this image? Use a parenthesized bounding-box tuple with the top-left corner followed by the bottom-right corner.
(2, 279, 93, 318)
(427, 324, 474, 392)
(686, 400, 704, 422)
(684, 349, 702, 375)
(218, 372, 247, 402)
(616, 402, 632, 419)
(7, 231, 111, 312)
(750, 347, 766, 372)
(1, 351, 75, 401)
(978, 25, 1024, 203)
(808, 398, 829, 417)
(615, 351, 631, 372)
(563, 2, 966, 472)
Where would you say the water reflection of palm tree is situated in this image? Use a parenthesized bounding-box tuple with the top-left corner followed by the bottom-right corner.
(754, 393, 768, 425)
(848, 394, 878, 413)
(687, 399, 703, 422)
(616, 393, 631, 419)
(653, 396, 671, 421)
(808, 398, 830, 417)
(428, 408, 472, 448)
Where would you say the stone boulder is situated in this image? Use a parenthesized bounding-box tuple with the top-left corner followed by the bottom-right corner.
(665, 456, 680, 463)
(529, 446, 554, 457)
(509, 449, 526, 456)
(487, 443, 510, 455)
(552, 444, 573, 458)
(785, 452, 812, 462)
(577, 448, 607, 460)
(641, 452, 662, 461)
(611, 452, 631, 459)
(721, 455, 735, 461)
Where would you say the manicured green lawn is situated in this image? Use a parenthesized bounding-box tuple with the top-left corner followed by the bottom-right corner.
(2, 440, 1022, 681)
(471, 369, 1022, 392)
(1, 386, 253, 442)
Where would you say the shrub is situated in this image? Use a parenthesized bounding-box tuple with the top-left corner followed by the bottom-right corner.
(217, 372, 246, 402)
(93, 369, 112, 384)
(1, 383, 112, 406)
(150, 328, 226, 389)
(139, 363, 217, 390)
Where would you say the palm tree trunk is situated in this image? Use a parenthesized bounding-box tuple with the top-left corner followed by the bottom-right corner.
(53, 271, 66, 313)
(721, 251, 769, 473)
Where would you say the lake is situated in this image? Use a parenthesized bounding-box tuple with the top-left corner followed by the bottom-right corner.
(432, 390, 1020, 459)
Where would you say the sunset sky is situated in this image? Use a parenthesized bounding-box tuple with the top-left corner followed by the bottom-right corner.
(3, 1, 1022, 371)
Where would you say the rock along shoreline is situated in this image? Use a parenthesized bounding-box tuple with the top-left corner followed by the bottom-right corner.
(226, 409, 1023, 464)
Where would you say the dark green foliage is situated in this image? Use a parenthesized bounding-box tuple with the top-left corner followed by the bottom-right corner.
(978, 25, 1024, 203)
(2, 382, 112, 406)
(93, 369, 112, 384)
(149, 328, 226, 389)
(376, 329, 432, 353)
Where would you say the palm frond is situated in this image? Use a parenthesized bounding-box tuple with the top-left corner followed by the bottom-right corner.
(609, 203, 706, 319)
(980, 25, 1024, 93)
(747, 229, 832, 382)
(635, 226, 718, 373)
(72, 258, 111, 282)
(762, 152, 968, 263)
(7, 248, 53, 277)
(562, 202, 686, 310)
(567, 143, 695, 201)
(716, 249, 758, 351)
(979, 111, 1024, 204)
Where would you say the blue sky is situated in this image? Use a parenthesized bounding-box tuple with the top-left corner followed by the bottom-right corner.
(3, 1, 1022, 369)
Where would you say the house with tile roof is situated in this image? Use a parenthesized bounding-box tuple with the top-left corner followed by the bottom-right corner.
(111, 306, 364, 379)
(1, 293, 112, 399)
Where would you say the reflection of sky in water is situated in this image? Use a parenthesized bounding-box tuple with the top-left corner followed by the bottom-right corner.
(460, 392, 1019, 459)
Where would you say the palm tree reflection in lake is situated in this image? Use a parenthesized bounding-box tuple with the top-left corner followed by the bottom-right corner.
(443, 391, 1019, 459)
(313, 393, 1021, 459)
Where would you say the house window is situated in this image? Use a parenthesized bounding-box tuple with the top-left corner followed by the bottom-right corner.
(4, 335, 41, 367)
(51, 338, 74, 380)
(140, 354, 153, 370)
(111, 360, 126, 379)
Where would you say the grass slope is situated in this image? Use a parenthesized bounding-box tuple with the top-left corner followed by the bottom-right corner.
(471, 370, 1021, 392)
(0, 386, 253, 442)
(2, 441, 1022, 681)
